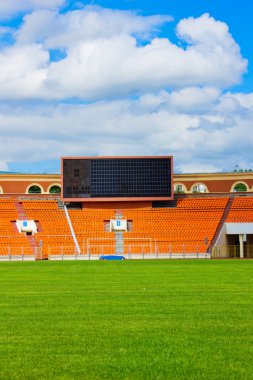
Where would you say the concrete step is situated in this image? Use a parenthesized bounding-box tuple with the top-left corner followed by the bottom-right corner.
(104, 221, 110, 232)
(115, 231, 124, 255)
(57, 200, 65, 210)
(35, 221, 43, 232)
(115, 209, 123, 219)
(14, 200, 28, 220)
(11, 221, 19, 233)
(26, 235, 39, 248)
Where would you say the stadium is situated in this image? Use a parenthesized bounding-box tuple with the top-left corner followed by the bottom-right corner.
(1, 159, 253, 380)
(0, 155, 253, 260)
(1, 1, 253, 378)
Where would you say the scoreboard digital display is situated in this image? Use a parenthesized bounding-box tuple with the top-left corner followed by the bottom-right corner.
(61, 156, 173, 201)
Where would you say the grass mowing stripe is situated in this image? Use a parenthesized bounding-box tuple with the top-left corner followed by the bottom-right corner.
(0, 260, 252, 379)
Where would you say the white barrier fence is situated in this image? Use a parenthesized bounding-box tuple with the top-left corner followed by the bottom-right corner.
(0, 243, 210, 260)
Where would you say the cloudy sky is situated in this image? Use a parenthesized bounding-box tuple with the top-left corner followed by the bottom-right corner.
(0, 0, 252, 173)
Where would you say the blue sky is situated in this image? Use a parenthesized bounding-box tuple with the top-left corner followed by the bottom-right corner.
(0, 0, 253, 173)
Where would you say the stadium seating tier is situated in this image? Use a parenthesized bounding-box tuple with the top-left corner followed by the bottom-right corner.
(1, 195, 252, 257)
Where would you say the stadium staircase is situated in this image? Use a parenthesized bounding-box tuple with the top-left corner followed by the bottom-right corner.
(22, 200, 76, 257)
(26, 235, 39, 251)
(115, 209, 124, 255)
(14, 198, 26, 220)
(104, 221, 111, 232)
(57, 199, 65, 210)
(0, 198, 33, 256)
(11, 220, 19, 233)
(14, 198, 39, 253)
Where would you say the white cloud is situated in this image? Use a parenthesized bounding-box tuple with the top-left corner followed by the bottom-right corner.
(0, 160, 9, 171)
(0, 44, 49, 98)
(180, 163, 219, 174)
(0, 88, 253, 173)
(0, 11, 247, 100)
(175, 13, 247, 86)
(228, 92, 253, 109)
(16, 7, 172, 46)
(168, 87, 220, 112)
(0, 7, 251, 173)
(0, 0, 64, 19)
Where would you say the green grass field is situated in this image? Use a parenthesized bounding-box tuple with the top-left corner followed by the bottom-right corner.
(0, 260, 253, 380)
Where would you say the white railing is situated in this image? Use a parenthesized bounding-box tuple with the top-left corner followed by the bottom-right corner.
(63, 205, 81, 254)
(0, 244, 210, 260)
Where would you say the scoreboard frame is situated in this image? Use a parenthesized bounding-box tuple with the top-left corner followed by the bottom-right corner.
(61, 156, 173, 202)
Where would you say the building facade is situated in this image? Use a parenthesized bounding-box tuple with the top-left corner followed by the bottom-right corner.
(0, 171, 253, 195)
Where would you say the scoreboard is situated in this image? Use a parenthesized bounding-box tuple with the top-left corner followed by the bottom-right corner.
(61, 156, 173, 202)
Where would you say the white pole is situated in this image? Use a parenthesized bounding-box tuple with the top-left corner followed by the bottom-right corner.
(239, 234, 244, 259)
(63, 205, 80, 254)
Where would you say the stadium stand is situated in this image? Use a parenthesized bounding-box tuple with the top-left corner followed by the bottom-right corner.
(68, 208, 116, 255)
(122, 197, 229, 254)
(0, 198, 33, 256)
(1, 155, 253, 260)
(226, 197, 253, 222)
(1, 195, 253, 259)
(22, 200, 75, 257)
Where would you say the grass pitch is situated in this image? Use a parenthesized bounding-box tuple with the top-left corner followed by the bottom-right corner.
(0, 260, 253, 380)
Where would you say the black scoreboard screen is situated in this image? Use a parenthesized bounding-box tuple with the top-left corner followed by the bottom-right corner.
(61, 156, 173, 201)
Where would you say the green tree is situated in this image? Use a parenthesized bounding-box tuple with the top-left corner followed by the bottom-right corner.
(28, 185, 41, 194)
(49, 185, 61, 194)
(233, 183, 247, 192)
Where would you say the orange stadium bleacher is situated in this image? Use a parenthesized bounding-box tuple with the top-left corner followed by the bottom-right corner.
(68, 208, 116, 255)
(121, 197, 229, 254)
(227, 197, 253, 222)
(0, 199, 33, 256)
(0, 195, 238, 258)
(21, 200, 76, 256)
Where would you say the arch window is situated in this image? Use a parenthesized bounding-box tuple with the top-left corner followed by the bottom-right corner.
(49, 185, 61, 194)
(192, 183, 208, 193)
(233, 182, 247, 192)
(174, 183, 186, 194)
(28, 185, 42, 194)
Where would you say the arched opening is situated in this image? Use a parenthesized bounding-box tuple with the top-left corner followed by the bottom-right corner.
(232, 182, 248, 192)
(174, 183, 186, 194)
(28, 185, 42, 194)
(191, 183, 208, 193)
(0, 186, 3, 194)
(49, 185, 61, 194)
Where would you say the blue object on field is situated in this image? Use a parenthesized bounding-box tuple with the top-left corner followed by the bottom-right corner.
(100, 255, 126, 260)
